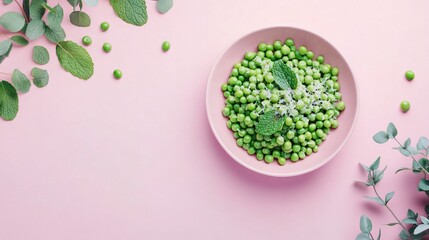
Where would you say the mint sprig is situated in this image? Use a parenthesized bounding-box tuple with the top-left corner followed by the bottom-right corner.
(255, 110, 284, 136)
(272, 60, 298, 90)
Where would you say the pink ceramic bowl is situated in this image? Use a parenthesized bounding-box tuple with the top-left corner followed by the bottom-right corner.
(206, 26, 359, 177)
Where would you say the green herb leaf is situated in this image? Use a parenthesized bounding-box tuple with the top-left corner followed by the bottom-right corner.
(255, 110, 284, 136)
(31, 67, 49, 88)
(32, 46, 50, 65)
(386, 122, 397, 139)
(373, 131, 389, 144)
(272, 60, 298, 90)
(402, 218, 417, 224)
(0, 12, 26, 32)
(384, 191, 394, 204)
(370, 157, 380, 170)
(0, 80, 19, 121)
(110, 0, 148, 26)
(407, 209, 417, 220)
(12, 69, 31, 93)
(25, 19, 45, 40)
(355, 233, 371, 240)
(373, 166, 386, 184)
(403, 138, 411, 148)
(387, 223, 398, 226)
(69, 11, 91, 27)
(364, 196, 385, 205)
(414, 224, 429, 235)
(419, 179, 429, 191)
(3, 0, 13, 5)
(23, 0, 30, 20)
(0, 39, 12, 56)
(360, 215, 373, 234)
(421, 216, 429, 225)
(360, 163, 371, 172)
(29, 0, 47, 19)
(45, 24, 66, 43)
(56, 41, 94, 80)
(68, 0, 80, 7)
(47, 5, 64, 26)
(417, 137, 429, 151)
(156, 0, 173, 14)
(10, 35, 29, 46)
(399, 230, 410, 240)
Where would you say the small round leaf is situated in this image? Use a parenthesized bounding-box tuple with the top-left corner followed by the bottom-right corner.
(31, 67, 49, 88)
(69, 11, 91, 27)
(32, 46, 50, 65)
(25, 19, 46, 40)
(10, 35, 29, 46)
(156, 0, 173, 14)
(0, 12, 26, 32)
(12, 69, 31, 93)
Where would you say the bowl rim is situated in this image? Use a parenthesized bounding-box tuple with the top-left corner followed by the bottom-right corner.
(206, 25, 360, 177)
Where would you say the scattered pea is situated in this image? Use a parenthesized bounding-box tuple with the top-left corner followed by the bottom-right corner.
(102, 43, 112, 53)
(405, 70, 414, 81)
(100, 22, 110, 32)
(162, 41, 171, 52)
(400, 100, 410, 112)
(113, 69, 122, 79)
(82, 36, 92, 46)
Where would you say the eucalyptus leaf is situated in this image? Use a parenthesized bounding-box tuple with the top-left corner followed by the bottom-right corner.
(360, 215, 373, 234)
(417, 137, 429, 151)
(386, 122, 397, 139)
(418, 179, 429, 191)
(0, 12, 26, 32)
(402, 218, 418, 224)
(364, 196, 385, 205)
(373, 131, 389, 144)
(84, 0, 98, 7)
(12, 69, 31, 93)
(370, 157, 380, 170)
(408, 146, 421, 155)
(156, 0, 173, 14)
(385, 191, 394, 204)
(69, 11, 91, 27)
(68, 0, 80, 7)
(398, 147, 411, 157)
(355, 233, 371, 240)
(421, 216, 429, 225)
(414, 224, 429, 235)
(31, 67, 49, 88)
(25, 19, 45, 40)
(32, 46, 50, 65)
(395, 167, 413, 174)
(45, 24, 66, 43)
(3, 0, 13, 5)
(0, 80, 19, 121)
(404, 138, 411, 148)
(387, 222, 399, 226)
(29, 0, 47, 19)
(110, 0, 148, 26)
(47, 5, 64, 26)
(0, 39, 12, 55)
(407, 209, 417, 219)
(10, 35, 29, 46)
(399, 230, 410, 240)
(373, 166, 387, 184)
(360, 163, 371, 172)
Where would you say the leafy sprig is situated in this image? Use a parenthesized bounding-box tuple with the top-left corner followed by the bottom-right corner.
(357, 122, 429, 239)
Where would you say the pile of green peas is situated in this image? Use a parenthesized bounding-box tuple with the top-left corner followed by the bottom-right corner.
(221, 38, 346, 165)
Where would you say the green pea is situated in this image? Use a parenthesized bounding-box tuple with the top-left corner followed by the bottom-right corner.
(336, 101, 346, 111)
(331, 67, 339, 76)
(278, 157, 286, 166)
(245, 51, 256, 61)
(306, 51, 314, 59)
(290, 153, 299, 162)
(285, 38, 294, 46)
(292, 145, 301, 153)
(266, 50, 274, 59)
(274, 50, 282, 59)
(100, 21, 110, 31)
(264, 155, 274, 163)
(236, 138, 244, 146)
(273, 40, 282, 50)
(162, 41, 171, 52)
(113, 69, 122, 79)
(258, 43, 267, 51)
(103, 43, 112, 53)
(243, 135, 252, 143)
(299, 46, 307, 55)
(276, 136, 285, 145)
(256, 152, 264, 160)
(273, 150, 281, 158)
(281, 45, 290, 55)
(316, 55, 325, 64)
(400, 100, 410, 112)
(405, 70, 415, 81)
(82, 36, 92, 46)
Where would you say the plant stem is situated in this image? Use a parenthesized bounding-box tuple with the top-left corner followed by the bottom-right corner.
(372, 185, 411, 239)
(14, 0, 29, 23)
(369, 232, 375, 240)
(394, 137, 429, 174)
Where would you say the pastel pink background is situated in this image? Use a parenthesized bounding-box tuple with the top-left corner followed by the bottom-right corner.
(1, 0, 429, 239)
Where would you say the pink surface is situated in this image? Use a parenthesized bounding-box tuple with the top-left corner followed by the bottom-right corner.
(1, 0, 429, 239)
(207, 26, 358, 176)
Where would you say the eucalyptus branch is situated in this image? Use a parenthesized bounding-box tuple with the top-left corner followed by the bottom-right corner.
(369, 233, 375, 240)
(372, 185, 411, 239)
(393, 137, 429, 175)
(14, 0, 29, 23)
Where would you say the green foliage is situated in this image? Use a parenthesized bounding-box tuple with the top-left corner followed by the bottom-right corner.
(12, 69, 31, 93)
(32, 45, 50, 65)
(272, 60, 298, 90)
(56, 40, 94, 80)
(10, 35, 29, 46)
(255, 110, 284, 136)
(25, 19, 45, 40)
(0, 80, 19, 121)
(69, 11, 91, 27)
(0, 12, 26, 32)
(29, 0, 46, 19)
(110, 0, 148, 26)
(157, 0, 173, 14)
(31, 67, 49, 88)
(356, 215, 381, 240)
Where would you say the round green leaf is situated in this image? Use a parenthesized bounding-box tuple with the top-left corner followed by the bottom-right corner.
(360, 215, 372, 234)
(0, 39, 12, 55)
(25, 19, 46, 40)
(45, 24, 66, 43)
(12, 69, 31, 93)
(110, 0, 147, 26)
(69, 11, 91, 27)
(3, 0, 13, 5)
(29, 0, 47, 19)
(31, 67, 49, 88)
(56, 41, 94, 80)
(10, 35, 29, 46)
(156, 0, 173, 14)
(47, 5, 64, 26)
(84, 0, 98, 7)
(32, 46, 50, 65)
(0, 12, 26, 32)
(0, 80, 19, 121)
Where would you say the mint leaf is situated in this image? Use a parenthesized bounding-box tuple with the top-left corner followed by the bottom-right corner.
(47, 5, 64, 26)
(29, 0, 47, 19)
(10, 35, 29, 46)
(56, 41, 94, 80)
(25, 19, 45, 40)
(0, 12, 26, 32)
(157, 0, 173, 14)
(0, 80, 19, 121)
(255, 110, 284, 136)
(31, 67, 49, 88)
(12, 69, 31, 93)
(32, 45, 50, 65)
(110, 0, 148, 26)
(272, 60, 297, 90)
(45, 24, 66, 43)
(69, 11, 91, 27)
